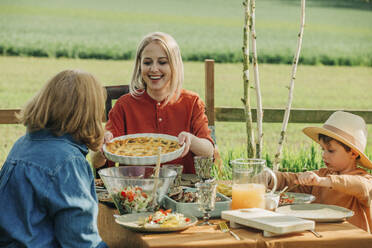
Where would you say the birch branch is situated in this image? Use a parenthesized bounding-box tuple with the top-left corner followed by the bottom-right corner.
(273, 0, 306, 171)
(242, 0, 255, 158)
(250, 0, 263, 158)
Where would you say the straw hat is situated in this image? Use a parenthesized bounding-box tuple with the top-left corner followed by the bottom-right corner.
(303, 111, 372, 169)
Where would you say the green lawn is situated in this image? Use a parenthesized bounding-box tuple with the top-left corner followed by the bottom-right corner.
(0, 0, 371, 65)
(1, 56, 371, 166)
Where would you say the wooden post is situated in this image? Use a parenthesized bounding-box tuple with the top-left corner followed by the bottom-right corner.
(205, 59, 223, 175)
(0, 109, 20, 124)
(205, 59, 215, 127)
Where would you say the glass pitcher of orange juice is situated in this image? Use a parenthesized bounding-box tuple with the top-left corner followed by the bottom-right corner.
(231, 159, 277, 210)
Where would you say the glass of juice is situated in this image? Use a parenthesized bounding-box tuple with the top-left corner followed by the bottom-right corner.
(230, 159, 277, 210)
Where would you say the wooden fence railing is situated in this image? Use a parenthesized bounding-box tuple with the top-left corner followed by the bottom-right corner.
(0, 109, 20, 124)
(2, 107, 372, 125)
(213, 107, 372, 124)
(1, 60, 372, 125)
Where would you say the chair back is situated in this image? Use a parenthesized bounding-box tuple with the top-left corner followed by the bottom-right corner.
(104, 85, 130, 120)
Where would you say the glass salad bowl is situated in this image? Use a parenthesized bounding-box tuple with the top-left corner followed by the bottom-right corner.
(98, 166, 176, 214)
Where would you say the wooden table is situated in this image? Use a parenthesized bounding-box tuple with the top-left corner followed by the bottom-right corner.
(97, 203, 372, 248)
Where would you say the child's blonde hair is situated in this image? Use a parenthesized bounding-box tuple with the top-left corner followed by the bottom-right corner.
(18, 69, 106, 151)
(130, 32, 184, 105)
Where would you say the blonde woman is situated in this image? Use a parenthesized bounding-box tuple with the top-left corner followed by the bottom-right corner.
(0, 70, 108, 247)
(92, 32, 214, 173)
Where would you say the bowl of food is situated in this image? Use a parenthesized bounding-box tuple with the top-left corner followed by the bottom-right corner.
(98, 166, 177, 214)
(278, 192, 316, 206)
(103, 133, 185, 165)
(115, 209, 198, 232)
(163, 187, 231, 218)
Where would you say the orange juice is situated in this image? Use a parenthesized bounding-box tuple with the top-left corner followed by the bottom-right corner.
(231, 183, 266, 209)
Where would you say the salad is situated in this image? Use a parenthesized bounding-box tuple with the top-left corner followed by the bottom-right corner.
(141, 209, 191, 228)
(279, 192, 295, 205)
(113, 186, 154, 214)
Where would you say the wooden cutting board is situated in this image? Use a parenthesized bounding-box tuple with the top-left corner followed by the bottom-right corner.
(221, 208, 315, 237)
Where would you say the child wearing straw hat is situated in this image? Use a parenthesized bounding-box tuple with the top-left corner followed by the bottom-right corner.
(274, 111, 372, 233)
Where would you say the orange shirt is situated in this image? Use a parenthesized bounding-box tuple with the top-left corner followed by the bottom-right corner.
(105, 89, 214, 174)
(274, 168, 372, 233)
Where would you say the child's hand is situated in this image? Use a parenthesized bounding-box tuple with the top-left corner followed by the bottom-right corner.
(295, 171, 331, 187)
(295, 171, 321, 186)
(99, 131, 113, 153)
(104, 131, 113, 143)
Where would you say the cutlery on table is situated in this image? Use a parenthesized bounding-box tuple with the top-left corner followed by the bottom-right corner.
(280, 184, 299, 194)
(278, 186, 288, 195)
(95, 187, 108, 193)
(308, 229, 322, 238)
(219, 222, 241, 240)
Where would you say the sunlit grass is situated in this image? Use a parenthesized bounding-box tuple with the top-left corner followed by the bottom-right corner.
(0, 0, 371, 65)
(1, 57, 371, 168)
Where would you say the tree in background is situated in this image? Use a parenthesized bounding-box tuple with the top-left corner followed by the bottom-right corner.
(242, 0, 307, 171)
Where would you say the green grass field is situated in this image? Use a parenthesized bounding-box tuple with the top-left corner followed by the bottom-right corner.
(1, 56, 371, 167)
(0, 0, 371, 65)
(1, 0, 371, 170)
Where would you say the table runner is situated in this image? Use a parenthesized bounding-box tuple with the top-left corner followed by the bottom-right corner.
(98, 203, 372, 248)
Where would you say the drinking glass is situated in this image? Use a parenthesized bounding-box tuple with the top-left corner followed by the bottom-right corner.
(196, 179, 217, 225)
(162, 164, 183, 188)
(194, 156, 213, 181)
(265, 193, 280, 211)
(230, 158, 277, 210)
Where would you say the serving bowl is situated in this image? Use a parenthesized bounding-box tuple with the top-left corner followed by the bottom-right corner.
(103, 133, 185, 165)
(162, 187, 231, 218)
(98, 166, 176, 214)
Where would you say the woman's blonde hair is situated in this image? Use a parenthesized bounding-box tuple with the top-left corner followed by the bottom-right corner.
(18, 69, 106, 151)
(130, 32, 184, 104)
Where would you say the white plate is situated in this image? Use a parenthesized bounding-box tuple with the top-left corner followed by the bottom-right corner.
(277, 192, 316, 206)
(96, 191, 116, 207)
(103, 133, 185, 165)
(115, 212, 197, 233)
(276, 203, 354, 222)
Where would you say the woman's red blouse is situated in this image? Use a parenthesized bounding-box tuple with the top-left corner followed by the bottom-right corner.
(105, 89, 214, 174)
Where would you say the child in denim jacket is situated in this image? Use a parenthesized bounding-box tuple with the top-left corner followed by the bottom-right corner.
(0, 70, 109, 247)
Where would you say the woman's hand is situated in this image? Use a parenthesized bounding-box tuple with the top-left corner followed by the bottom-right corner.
(295, 171, 331, 187)
(178, 131, 192, 157)
(177, 131, 214, 158)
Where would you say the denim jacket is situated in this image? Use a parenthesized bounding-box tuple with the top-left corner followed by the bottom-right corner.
(0, 129, 108, 248)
